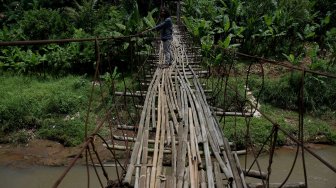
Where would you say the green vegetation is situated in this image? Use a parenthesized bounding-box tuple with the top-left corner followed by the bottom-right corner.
(1, 0, 335, 148)
(0, 75, 91, 146)
(182, 0, 336, 147)
(182, 0, 336, 67)
(0, 0, 158, 74)
(222, 104, 336, 150)
(0, 0, 156, 145)
(0, 73, 139, 146)
(247, 73, 336, 112)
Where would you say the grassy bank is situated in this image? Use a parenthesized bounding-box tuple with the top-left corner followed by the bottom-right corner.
(222, 104, 336, 150)
(0, 74, 98, 146)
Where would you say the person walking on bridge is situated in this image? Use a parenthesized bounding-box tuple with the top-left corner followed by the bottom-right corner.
(143, 8, 173, 66)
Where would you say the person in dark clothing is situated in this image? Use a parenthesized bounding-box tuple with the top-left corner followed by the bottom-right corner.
(143, 8, 173, 65)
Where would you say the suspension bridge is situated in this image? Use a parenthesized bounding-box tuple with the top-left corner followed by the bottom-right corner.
(1, 22, 335, 188)
(117, 25, 247, 188)
(62, 23, 335, 188)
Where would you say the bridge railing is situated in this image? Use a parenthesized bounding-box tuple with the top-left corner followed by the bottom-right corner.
(205, 45, 336, 187)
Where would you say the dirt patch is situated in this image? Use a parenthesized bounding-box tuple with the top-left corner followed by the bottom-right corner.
(0, 139, 114, 168)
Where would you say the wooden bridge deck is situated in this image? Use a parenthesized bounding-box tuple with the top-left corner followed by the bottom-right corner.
(118, 26, 247, 188)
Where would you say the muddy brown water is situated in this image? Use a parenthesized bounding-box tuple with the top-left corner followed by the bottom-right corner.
(239, 145, 336, 187)
(0, 145, 335, 187)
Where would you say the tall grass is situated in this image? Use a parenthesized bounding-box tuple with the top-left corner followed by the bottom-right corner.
(222, 104, 336, 150)
(0, 75, 92, 146)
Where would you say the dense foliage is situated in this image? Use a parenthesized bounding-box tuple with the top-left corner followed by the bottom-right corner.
(0, 0, 335, 146)
(182, 0, 336, 113)
(181, 0, 336, 146)
(0, 0, 158, 74)
(0, 0, 157, 145)
(182, 0, 336, 62)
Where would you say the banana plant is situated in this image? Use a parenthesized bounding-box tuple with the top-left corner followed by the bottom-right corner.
(0, 47, 46, 73)
(143, 8, 157, 28)
(94, 6, 125, 37)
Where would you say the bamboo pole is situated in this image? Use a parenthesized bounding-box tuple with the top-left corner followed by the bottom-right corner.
(112, 135, 177, 145)
(134, 138, 143, 187)
(176, 119, 184, 188)
(150, 72, 165, 188)
(139, 91, 157, 187)
(200, 170, 207, 188)
(104, 143, 245, 156)
(214, 161, 225, 188)
(169, 70, 180, 116)
(170, 121, 177, 188)
(164, 74, 172, 146)
(242, 170, 267, 180)
(152, 88, 157, 129)
(248, 182, 306, 188)
(177, 71, 214, 188)
(155, 92, 167, 188)
(123, 69, 161, 185)
(188, 109, 197, 161)
(234, 152, 248, 188)
(177, 89, 188, 188)
(224, 137, 243, 188)
(187, 144, 196, 188)
(183, 167, 189, 188)
(147, 158, 152, 188)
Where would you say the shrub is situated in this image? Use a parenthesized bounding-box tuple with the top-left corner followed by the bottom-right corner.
(0, 75, 89, 137)
(0, 90, 43, 132)
(44, 93, 83, 114)
(248, 72, 336, 113)
(37, 118, 85, 146)
(17, 8, 73, 40)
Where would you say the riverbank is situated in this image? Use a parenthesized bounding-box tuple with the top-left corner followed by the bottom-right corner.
(0, 139, 113, 167)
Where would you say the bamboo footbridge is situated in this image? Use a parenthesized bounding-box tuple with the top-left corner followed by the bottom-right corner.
(117, 25, 246, 188)
(2, 20, 335, 187)
(47, 23, 335, 188)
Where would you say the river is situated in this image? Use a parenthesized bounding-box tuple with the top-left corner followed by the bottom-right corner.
(239, 145, 336, 187)
(0, 145, 335, 187)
